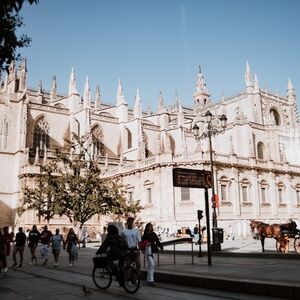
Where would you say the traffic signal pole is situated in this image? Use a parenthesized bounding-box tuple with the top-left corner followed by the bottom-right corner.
(197, 209, 203, 257)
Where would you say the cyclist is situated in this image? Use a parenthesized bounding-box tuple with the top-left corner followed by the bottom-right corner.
(96, 224, 128, 285)
(121, 217, 141, 276)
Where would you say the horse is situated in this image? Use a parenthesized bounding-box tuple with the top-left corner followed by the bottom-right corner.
(250, 219, 297, 252)
(250, 220, 282, 252)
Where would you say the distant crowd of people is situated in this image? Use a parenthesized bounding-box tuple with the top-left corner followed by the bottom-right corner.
(0, 225, 83, 276)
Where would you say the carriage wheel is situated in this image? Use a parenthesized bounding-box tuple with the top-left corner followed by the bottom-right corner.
(294, 237, 300, 254)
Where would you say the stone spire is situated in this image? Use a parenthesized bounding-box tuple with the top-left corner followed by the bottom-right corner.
(287, 78, 299, 123)
(133, 88, 142, 118)
(116, 79, 126, 105)
(116, 79, 128, 122)
(254, 74, 259, 93)
(193, 66, 211, 113)
(83, 76, 91, 108)
(95, 85, 101, 109)
(245, 61, 253, 91)
(37, 80, 43, 103)
(18, 59, 27, 91)
(68, 68, 79, 95)
(177, 100, 184, 126)
(157, 91, 165, 113)
(287, 78, 296, 101)
(50, 76, 57, 102)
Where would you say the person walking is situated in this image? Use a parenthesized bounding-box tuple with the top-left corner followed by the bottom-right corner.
(40, 225, 52, 266)
(51, 228, 64, 267)
(101, 226, 107, 243)
(121, 217, 141, 276)
(28, 225, 40, 265)
(2, 226, 14, 272)
(0, 229, 6, 277)
(12, 227, 27, 267)
(141, 223, 163, 286)
(64, 228, 79, 267)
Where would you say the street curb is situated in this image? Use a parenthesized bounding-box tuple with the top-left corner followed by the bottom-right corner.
(140, 270, 300, 299)
(162, 250, 300, 260)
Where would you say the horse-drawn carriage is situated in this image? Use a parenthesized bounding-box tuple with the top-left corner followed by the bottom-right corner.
(250, 219, 300, 253)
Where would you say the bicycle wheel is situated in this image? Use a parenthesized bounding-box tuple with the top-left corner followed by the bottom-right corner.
(294, 237, 300, 254)
(92, 266, 112, 289)
(123, 265, 140, 293)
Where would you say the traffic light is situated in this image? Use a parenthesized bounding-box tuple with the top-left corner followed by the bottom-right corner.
(197, 210, 203, 220)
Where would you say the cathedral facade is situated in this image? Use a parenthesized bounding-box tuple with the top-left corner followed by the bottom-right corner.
(1, 61, 300, 238)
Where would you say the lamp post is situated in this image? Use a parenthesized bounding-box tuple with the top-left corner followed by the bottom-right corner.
(193, 111, 227, 251)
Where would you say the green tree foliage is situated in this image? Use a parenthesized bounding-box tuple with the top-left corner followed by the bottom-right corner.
(0, 0, 39, 72)
(18, 134, 143, 226)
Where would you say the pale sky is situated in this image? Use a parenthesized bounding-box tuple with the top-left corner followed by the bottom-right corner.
(19, 0, 300, 109)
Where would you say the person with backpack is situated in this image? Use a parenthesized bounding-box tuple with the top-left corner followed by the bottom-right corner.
(51, 228, 64, 267)
(142, 223, 163, 286)
(96, 224, 128, 285)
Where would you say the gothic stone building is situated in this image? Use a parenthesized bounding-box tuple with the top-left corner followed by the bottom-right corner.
(1, 60, 300, 238)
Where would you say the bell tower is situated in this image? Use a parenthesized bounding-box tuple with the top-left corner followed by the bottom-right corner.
(193, 66, 210, 114)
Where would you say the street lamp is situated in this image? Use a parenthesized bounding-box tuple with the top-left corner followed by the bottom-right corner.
(193, 111, 227, 251)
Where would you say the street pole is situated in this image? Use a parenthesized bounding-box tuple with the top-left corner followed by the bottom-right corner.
(208, 122, 221, 251)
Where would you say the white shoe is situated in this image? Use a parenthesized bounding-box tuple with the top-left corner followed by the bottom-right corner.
(69, 263, 73, 267)
(3, 267, 8, 272)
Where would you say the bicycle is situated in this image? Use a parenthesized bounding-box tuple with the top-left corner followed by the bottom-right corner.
(92, 254, 140, 294)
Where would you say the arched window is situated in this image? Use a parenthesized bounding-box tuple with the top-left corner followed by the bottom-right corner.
(257, 142, 264, 160)
(91, 125, 104, 156)
(126, 128, 132, 149)
(270, 108, 280, 125)
(73, 118, 80, 137)
(33, 117, 50, 150)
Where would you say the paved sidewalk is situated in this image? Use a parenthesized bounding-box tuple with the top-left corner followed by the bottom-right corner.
(1, 238, 300, 299)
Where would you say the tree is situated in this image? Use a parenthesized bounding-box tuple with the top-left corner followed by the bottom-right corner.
(0, 0, 39, 73)
(18, 133, 143, 226)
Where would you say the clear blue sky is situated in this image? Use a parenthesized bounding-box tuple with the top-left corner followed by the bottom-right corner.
(19, 0, 300, 109)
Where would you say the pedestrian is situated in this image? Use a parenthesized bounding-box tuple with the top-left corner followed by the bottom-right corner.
(12, 227, 27, 267)
(185, 226, 193, 237)
(28, 225, 40, 265)
(121, 217, 141, 276)
(141, 223, 163, 286)
(64, 228, 79, 267)
(51, 228, 64, 267)
(79, 225, 88, 248)
(2, 226, 14, 272)
(101, 226, 107, 244)
(0, 229, 6, 277)
(193, 225, 199, 244)
(40, 225, 52, 266)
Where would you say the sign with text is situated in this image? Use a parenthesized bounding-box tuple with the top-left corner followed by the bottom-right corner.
(173, 168, 212, 189)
